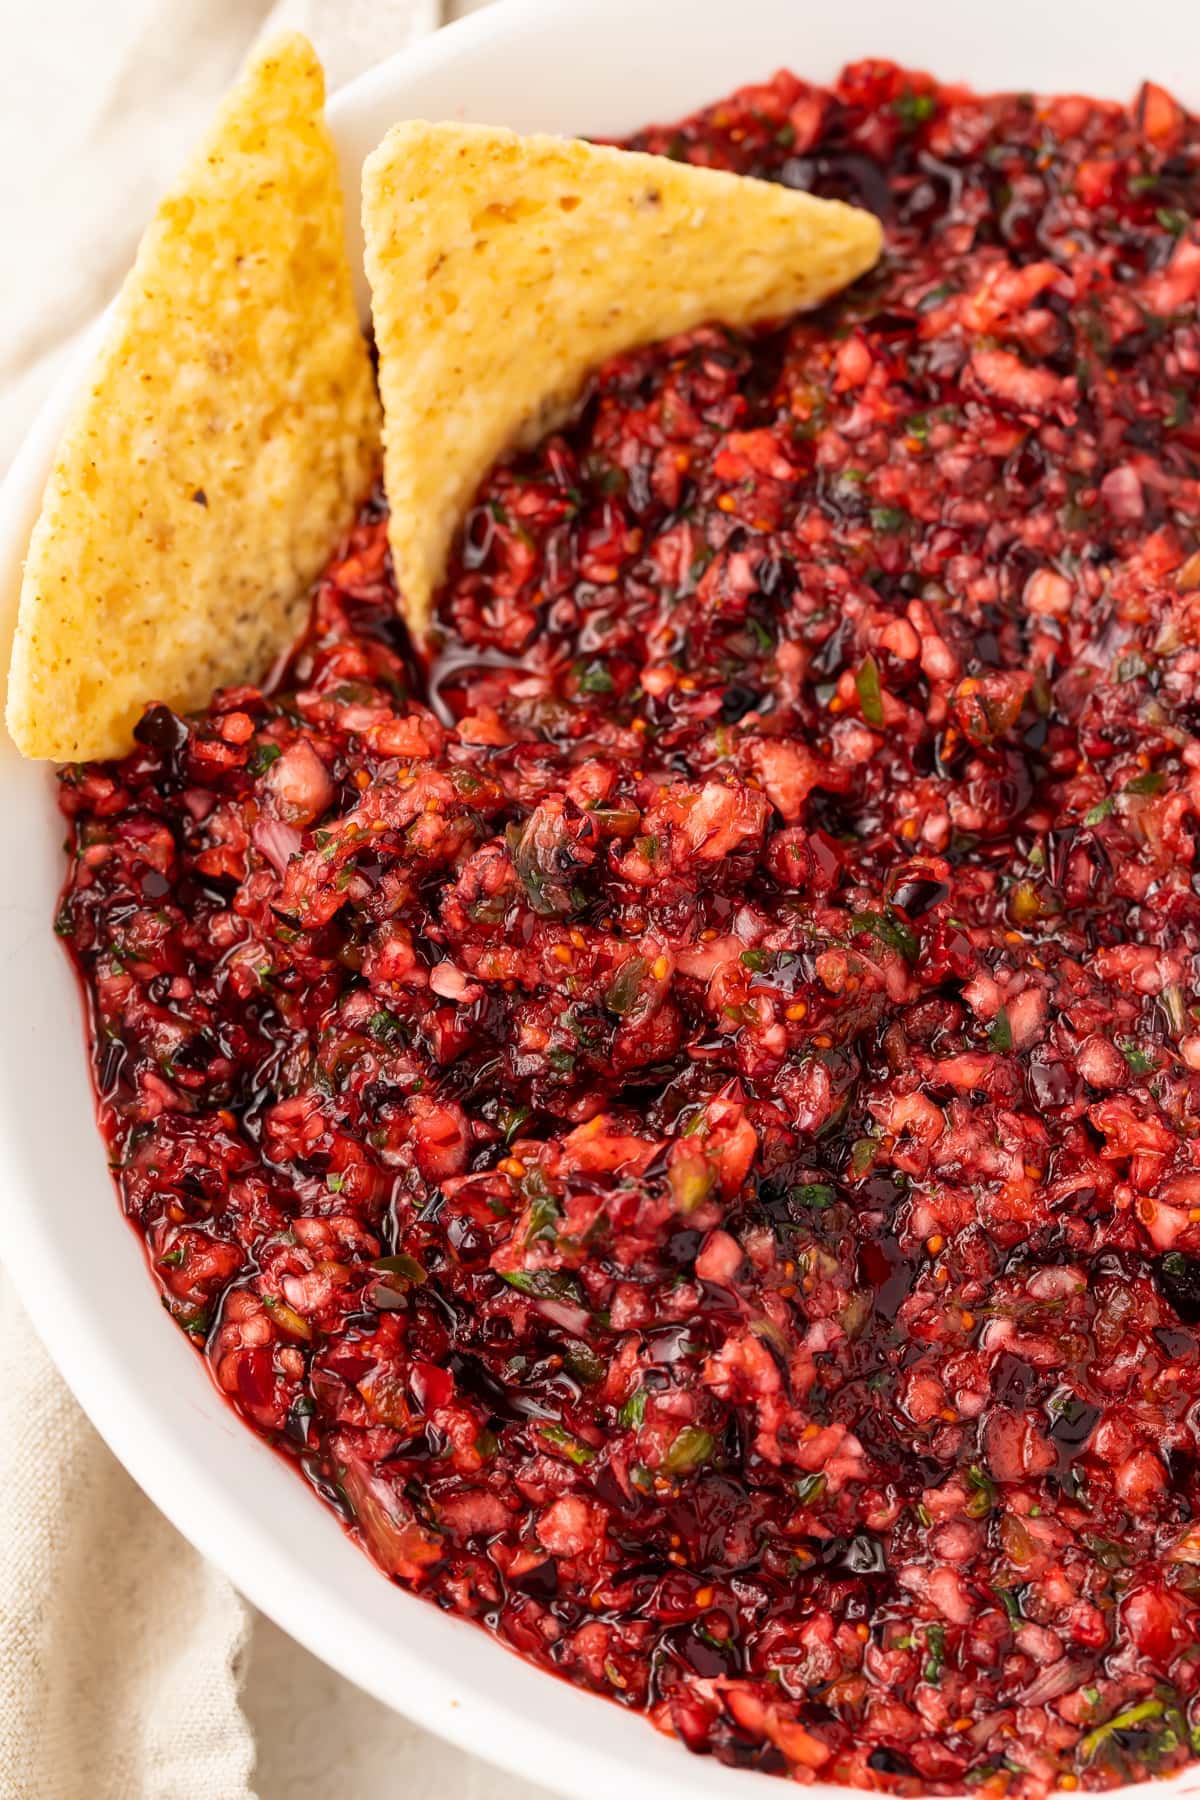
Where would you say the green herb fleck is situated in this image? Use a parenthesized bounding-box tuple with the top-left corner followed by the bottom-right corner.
(367, 1010, 404, 1046)
(260, 1294, 310, 1339)
(663, 1425, 715, 1476)
(1083, 1533, 1131, 1570)
(850, 907, 919, 963)
(849, 1137, 879, 1178)
(620, 1388, 648, 1430)
(501, 1268, 583, 1302)
(500, 1103, 531, 1145)
(1156, 208, 1190, 237)
(1080, 1700, 1164, 1762)
(538, 1423, 596, 1466)
(606, 956, 648, 1017)
(966, 1465, 997, 1518)
(575, 659, 615, 696)
(372, 1252, 427, 1284)
(790, 1183, 835, 1210)
(856, 656, 885, 728)
(564, 1340, 605, 1385)
(994, 1585, 1023, 1625)
(524, 1185, 561, 1245)
(1119, 1039, 1158, 1075)
(893, 89, 936, 128)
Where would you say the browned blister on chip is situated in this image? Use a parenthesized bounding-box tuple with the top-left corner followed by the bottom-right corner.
(361, 123, 882, 636)
(6, 32, 380, 761)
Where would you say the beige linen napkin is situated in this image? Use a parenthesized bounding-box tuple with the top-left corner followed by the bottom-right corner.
(0, 1278, 255, 1798)
(0, 2, 550, 1796)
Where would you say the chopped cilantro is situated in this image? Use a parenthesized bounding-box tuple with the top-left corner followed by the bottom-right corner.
(372, 1252, 427, 1284)
(248, 742, 282, 774)
(850, 908, 919, 963)
(538, 1424, 596, 1466)
(966, 1465, 997, 1517)
(501, 1268, 583, 1302)
(663, 1425, 715, 1475)
(856, 656, 885, 728)
(790, 1183, 835, 1209)
(368, 1010, 405, 1045)
(575, 659, 615, 695)
(893, 90, 936, 127)
(524, 1187, 561, 1245)
(619, 1388, 647, 1429)
(1156, 207, 1189, 237)
(849, 1137, 879, 1177)
(1080, 1699, 1164, 1762)
(606, 956, 648, 1016)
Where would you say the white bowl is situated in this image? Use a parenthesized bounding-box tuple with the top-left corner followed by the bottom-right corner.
(2, 2, 1199, 1795)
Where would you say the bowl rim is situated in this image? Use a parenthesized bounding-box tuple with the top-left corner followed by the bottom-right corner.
(4, 4, 1200, 1797)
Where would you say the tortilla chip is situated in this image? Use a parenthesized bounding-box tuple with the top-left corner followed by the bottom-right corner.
(362, 123, 882, 636)
(6, 32, 380, 761)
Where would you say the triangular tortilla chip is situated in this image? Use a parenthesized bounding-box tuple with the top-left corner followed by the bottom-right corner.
(7, 33, 380, 761)
(362, 123, 882, 636)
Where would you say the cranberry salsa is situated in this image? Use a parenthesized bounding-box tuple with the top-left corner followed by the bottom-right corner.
(59, 61, 1200, 1794)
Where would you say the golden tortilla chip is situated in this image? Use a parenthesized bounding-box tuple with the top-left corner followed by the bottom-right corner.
(362, 123, 882, 636)
(6, 32, 380, 761)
